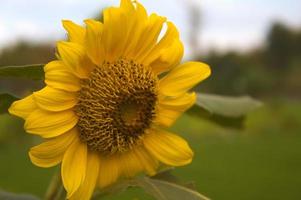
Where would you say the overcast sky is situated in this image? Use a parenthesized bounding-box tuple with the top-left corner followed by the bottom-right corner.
(0, 0, 300, 56)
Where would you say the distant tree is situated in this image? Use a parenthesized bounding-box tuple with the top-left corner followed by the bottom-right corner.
(293, 29, 301, 57)
(265, 22, 295, 70)
(0, 41, 54, 66)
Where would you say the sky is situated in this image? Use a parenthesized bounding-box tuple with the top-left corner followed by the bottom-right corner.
(0, 0, 300, 56)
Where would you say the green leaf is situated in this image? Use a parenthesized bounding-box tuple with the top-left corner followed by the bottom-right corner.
(0, 93, 19, 114)
(137, 177, 210, 200)
(92, 170, 206, 200)
(151, 168, 197, 191)
(0, 190, 40, 200)
(196, 93, 262, 117)
(92, 180, 135, 200)
(151, 168, 178, 183)
(0, 64, 44, 80)
(188, 93, 262, 128)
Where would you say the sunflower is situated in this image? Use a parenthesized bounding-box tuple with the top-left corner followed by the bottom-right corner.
(9, 0, 210, 199)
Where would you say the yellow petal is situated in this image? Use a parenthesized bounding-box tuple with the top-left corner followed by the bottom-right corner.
(155, 93, 196, 127)
(62, 135, 87, 198)
(84, 19, 104, 66)
(70, 152, 99, 200)
(29, 128, 77, 168)
(102, 0, 148, 61)
(33, 86, 77, 112)
(102, 7, 128, 61)
(120, 0, 135, 11)
(44, 60, 81, 92)
(98, 156, 120, 188)
(149, 39, 184, 75)
(134, 14, 166, 62)
(62, 20, 85, 45)
(132, 146, 159, 176)
(57, 41, 95, 79)
(118, 150, 144, 178)
(33, 86, 77, 111)
(143, 22, 180, 66)
(123, 2, 148, 57)
(159, 92, 196, 109)
(8, 95, 36, 119)
(158, 62, 211, 97)
(135, 1, 148, 20)
(144, 129, 193, 166)
(25, 109, 78, 138)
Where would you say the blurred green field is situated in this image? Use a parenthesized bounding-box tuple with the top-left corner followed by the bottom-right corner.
(0, 99, 301, 200)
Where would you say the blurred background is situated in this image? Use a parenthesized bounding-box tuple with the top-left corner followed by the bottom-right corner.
(0, 0, 301, 199)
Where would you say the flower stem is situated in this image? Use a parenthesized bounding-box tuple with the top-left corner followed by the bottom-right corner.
(45, 171, 65, 200)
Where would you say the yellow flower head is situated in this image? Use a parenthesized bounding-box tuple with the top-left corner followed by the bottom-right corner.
(9, 0, 210, 199)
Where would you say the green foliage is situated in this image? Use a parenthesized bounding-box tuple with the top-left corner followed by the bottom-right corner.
(0, 93, 18, 114)
(137, 177, 210, 200)
(196, 94, 262, 118)
(188, 93, 262, 128)
(0, 64, 44, 107)
(0, 190, 39, 200)
(0, 64, 44, 80)
(93, 169, 210, 200)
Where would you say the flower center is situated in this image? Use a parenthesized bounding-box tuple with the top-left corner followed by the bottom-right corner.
(75, 59, 157, 154)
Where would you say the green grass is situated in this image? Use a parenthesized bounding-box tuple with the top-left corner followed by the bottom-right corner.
(0, 99, 301, 200)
